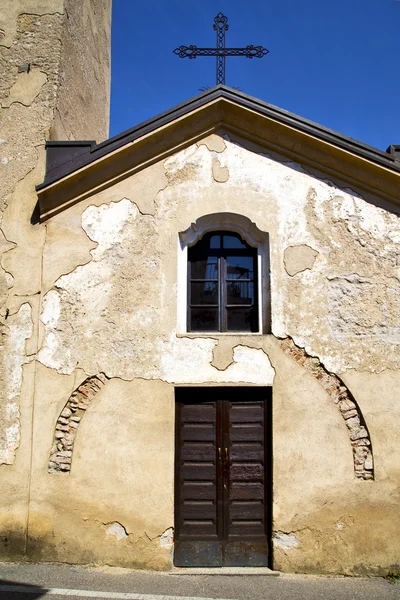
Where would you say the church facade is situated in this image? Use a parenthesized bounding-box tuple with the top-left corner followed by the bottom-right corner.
(1, 1, 400, 575)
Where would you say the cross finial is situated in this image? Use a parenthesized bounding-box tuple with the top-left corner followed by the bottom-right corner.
(173, 14, 269, 86)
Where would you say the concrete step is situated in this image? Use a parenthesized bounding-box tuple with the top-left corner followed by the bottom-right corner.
(170, 567, 280, 576)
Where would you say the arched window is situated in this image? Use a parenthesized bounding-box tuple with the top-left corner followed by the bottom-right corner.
(188, 231, 258, 332)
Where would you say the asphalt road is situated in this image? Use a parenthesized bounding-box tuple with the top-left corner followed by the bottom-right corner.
(0, 563, 398, 600)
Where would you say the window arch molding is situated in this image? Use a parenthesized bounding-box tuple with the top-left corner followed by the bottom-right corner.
(177, 213, 270, 333)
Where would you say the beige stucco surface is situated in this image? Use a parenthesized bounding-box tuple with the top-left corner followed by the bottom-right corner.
(28, 371, 174, 568)
(0, 0, 111, 558)
(17, 133, 398, 573)
(0, 6, 399, 571)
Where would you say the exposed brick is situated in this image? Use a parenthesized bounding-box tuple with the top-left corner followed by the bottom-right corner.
(48, 373, 108, 474)
(280, 337, 374, 480)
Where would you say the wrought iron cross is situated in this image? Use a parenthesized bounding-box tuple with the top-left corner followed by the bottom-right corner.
(173, 13, 269, 86)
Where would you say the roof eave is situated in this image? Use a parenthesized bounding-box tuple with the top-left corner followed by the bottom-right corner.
(36, 87, 400, 221)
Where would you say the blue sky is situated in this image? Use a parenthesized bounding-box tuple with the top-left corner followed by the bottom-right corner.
(110, 0, 399, 151)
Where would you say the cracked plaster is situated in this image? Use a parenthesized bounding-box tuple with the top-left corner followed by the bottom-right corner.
(284, 244, 319, 276)
(39, 198, 275, 385)
(160, 138, 400, 374)
(0, 1, 64, 47)
(38, 139, 400, 383)
(0, 302, 32, 464)
(1, 70, 47, 108)
(3, 115, 400, 572)
(212, 157, 229, 183)
(105, 521, 128, 541)
(197, 133, 227, 153)
(273, 531, 300, 551)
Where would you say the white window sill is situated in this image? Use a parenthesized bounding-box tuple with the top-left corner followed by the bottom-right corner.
(177, 332, 267, 338)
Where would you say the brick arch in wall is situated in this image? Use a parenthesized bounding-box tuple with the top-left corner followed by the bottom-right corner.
(48, 345, 374, 480)
(48, 373, 108, 474)
(280, 338, 374, 480)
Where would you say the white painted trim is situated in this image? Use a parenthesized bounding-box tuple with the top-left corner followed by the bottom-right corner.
(257, 250, 263, 332)
(177, 214, 270, 334)
(0, 585, 230, 600)
(177, 237, 188, 332)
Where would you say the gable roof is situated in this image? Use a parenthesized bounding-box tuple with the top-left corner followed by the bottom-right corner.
(36, 85, 400, 221)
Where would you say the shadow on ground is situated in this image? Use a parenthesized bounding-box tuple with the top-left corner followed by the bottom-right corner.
(0, 578, 48, 598)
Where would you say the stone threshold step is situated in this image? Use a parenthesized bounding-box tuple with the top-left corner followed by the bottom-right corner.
(170, 567, 280, 576)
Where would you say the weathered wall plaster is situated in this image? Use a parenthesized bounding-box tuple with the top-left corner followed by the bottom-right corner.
(0, 1, 64, 48)
(28, 377, 175, 569)
(32, 131, 400, 574)
(0, 0, 112, 563)
(280, 337, 374, 479)
(273, 531, 300, 551)
(51, 0, 111, 141)
(0, 303, 33, 464)
(283, 244, 319, 276)
(2, 94, 400, 576)
(105, 522, 128, 541)
(212, 157, 229, 182)
(48, 373, 108, 473)
(38, 199, 275, 385)
(40, 136, 400, 378)
(1, 70, 47, 108)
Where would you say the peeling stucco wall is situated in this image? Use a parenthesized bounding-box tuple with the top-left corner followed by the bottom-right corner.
(0, 17, 399, 569)
(28, 132, 400, 574)
(0, 303, 33, 464)
(39, 136, 400, 379)
(0, 0, 111, 560)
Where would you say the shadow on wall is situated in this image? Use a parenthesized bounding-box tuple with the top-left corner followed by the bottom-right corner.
(0, 579, 48, 598)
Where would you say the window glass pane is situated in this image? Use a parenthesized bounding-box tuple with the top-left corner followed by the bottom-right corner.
(226, 256, 255, 280)
(227, 307, 258, 332)
(222, 234, 247, 249)
(191, 309, 218, 331)
(227, 282, 254, 305)
(190, 256, 218, 280)
(191, 282, 218, 305)
(209, 235, 221, 249)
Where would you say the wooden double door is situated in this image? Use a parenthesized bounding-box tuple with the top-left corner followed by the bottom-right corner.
(174, 387, 272, 567)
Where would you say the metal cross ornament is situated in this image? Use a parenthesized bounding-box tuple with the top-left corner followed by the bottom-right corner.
(173, 13, 269, 86)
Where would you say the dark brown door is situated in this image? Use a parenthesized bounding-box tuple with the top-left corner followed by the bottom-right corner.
(174, 387, 271, 567)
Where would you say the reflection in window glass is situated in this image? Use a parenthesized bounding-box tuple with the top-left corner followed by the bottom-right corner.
(226, 256, 254, 280)
(209, 235, 221, 249)
(188, 230, 258, 332)
(191, 282, 218, 305)
(191, 309, 218, 331)
(223, 234, 247, 249)
(227, 307, 257, 332)
(227, 282, 254, 305)
(191, 257, 218, 280)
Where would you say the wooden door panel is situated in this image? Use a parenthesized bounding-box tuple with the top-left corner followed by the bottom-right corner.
(229, 501, 266, 520)
(182, 425, 216, 441)
(230, 444, 264, 461)
(181, 501, 216, 519)
(230, 425, 264, 442)
(175, 388, 271, 567)
(229, 521, 265, 536)
(230, 406, 264, 422)
(181, 443, 216, 461)
(226, 398, 268, 552)
(175, 396, 220, 556)
(230, 482, 265, 500)
(230, 463, 264, 480)
(181, 482, 217, 501)
(182, 404, 216, 422)
(181, 463, 215, 480)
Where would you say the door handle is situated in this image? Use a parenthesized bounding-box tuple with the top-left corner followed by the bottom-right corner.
(224, 447, 229, 462)
(218, 447, 222, 461)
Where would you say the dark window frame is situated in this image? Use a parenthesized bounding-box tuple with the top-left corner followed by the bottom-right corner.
(187, 231, 259, 332)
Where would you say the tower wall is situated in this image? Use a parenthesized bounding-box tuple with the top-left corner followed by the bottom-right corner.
(0, 0, 111, 559)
